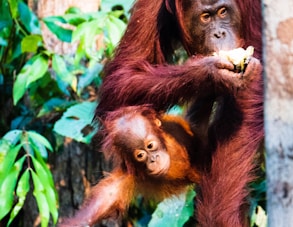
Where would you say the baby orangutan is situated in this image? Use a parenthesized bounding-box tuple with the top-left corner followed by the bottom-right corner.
(59, 106, 201, 226)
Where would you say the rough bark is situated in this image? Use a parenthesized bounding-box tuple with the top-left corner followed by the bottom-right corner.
(263, 0, 293, 226)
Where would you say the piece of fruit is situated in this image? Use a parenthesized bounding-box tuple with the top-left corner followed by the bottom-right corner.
(215, 46, 254, 71)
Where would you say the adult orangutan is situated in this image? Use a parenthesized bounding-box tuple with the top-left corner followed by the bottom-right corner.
(65, 0, 264, 226)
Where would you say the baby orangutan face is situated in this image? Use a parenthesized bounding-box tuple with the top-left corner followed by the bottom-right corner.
(112, 114, 170, 177)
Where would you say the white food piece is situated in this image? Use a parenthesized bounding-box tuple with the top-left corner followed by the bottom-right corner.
(215, 46, 254, 70)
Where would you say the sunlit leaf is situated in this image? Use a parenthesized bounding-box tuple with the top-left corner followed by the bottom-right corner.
(2, 130, 22, 146)
(28, 131, 53, 152)
(12, 71, 27, 105)
(18, 2, 41, 34)
(21, 34, 42, 53)
(31, 171, 50, 227)
(52, 54, 76, 91)
(0, 144, 22, 184)
(0, 156, 25, 220)
(31, 157, 58, 223)
(7, 170, 30, 226)
(43, 16, 72, 42)
(149, 187, 195, 227)
(105, 15, 126, 46)
(0, 0, 13, 31)
(13, 55, 48, 105)
(8, 0, 18, 19)
(53, 102, 98, 143)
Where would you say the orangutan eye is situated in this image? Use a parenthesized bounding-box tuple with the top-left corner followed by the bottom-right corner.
(146, 141, 158, 151)
(134, 150, 147, 162)
(218, 7, 227, 18)
(200, 13, 211, 23)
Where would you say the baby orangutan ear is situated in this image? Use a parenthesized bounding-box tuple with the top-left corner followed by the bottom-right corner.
(155, 118, 161, 127)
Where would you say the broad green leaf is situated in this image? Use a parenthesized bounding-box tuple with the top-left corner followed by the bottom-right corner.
(27, 131, 53, 152)
(149, 187, 195, 227)
(31, 156, 52, 188)
(105, 15, 126, 46)
(0, 156, 25, 220)
(18, 2, 41, 34)
(12, 71, 27, 105)
(53, 102, 98, 143)
(65, 7, 82, 14)
(2, 130, 22, 146)
(25, 55, 48, 86)
(0, 144, 22, 184)
(0, 139, 10, 158)
(31, 157, 58, 223)
(73, 19, 104, 64)
(21, 35, 42, 53)
(27, 130, 54, 159)
(31, 171, 50, 227)
(8, 0, 19, 19)
(13, 55, 48, 105)
(52, 54, 76, 91)
(43, 16, 72, 42)
(0, 1, 13, 31)
(7, 170, 30, 226)
(72, 19, 104, 43)
(33, 150, 55, 188)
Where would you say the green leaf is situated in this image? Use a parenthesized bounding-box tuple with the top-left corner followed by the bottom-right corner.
(52, 54, 76, 91)
(0, 144, 22, 184)
(33, 150, 55, 188)
(13, 54, 48, 105)
(2, 130, 22, 146)
(31, 157, 58, 223)
(77, 63, 103, 95)
(31, 157, 52, 188)
(0, 1, 13, 31)
(43, 16, 72, 42)
(53, 102, 98, 143)
(27, 131, 53, 152)
(65, 7, 82, 14)
(37, 98, 74, 117)
(148, 188, 195, 227)
(18, 1, 41, 34)
(12, 71, 27, 105)
(21, 35, 42, 53)
(8, 0, 19, 19)
(31, 171, 50, 227)
(0, 156, 26, 220)
(7, 170, 30, 226)
(105, 15, 126, 46)
(25, 55, 49, 86)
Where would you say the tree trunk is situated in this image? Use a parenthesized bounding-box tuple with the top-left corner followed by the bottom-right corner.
(263, 0, 293, 226)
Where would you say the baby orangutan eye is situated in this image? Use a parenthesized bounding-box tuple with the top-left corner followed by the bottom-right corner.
(134, 150, 147, 162)
(146, 141, 158, 151)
